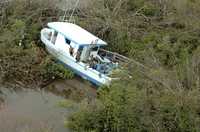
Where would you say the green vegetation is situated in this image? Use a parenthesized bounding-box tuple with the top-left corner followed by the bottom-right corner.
(0, 0, 74, 87)
(66, 0, 200, 131)
(1, 0, 200, 131)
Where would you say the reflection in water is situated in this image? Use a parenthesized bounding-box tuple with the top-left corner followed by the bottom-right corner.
(0, 78, 96, 132)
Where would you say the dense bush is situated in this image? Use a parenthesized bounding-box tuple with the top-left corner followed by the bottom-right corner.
(41, 57, 74, 80)
(67, 48, 200, 132)
(66, 0, 200, 131)
(76, 0, 200, 66)
(0, 0, 73, 86)
(1, 0, 200, 131)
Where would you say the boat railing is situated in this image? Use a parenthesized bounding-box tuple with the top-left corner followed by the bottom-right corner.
(39, 8, 76, 27)
(99, 49, 130, 65)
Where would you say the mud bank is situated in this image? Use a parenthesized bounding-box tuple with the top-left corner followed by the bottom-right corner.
(0, 77, 96, 132)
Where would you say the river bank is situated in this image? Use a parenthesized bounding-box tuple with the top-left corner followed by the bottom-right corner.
(0, 77, 96, 132)
(0, 87, 68, 132)
(0, 1, 97, 130)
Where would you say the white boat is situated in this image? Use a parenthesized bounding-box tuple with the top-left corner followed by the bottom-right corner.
(41, 22, 128, 86)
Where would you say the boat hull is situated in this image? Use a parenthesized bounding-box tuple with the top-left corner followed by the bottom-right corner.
(41, 29, 111, 86)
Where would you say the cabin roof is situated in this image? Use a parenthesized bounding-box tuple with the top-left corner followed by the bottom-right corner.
(48, 22, 107, 46)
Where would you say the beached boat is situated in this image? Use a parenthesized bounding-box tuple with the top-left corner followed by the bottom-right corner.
(41, 22, 128, 85)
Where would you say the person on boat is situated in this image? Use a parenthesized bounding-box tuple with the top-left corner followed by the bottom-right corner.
(76, 51, 81, 62)
(89, 55, 98, 69)
(69, 46, 74, 56)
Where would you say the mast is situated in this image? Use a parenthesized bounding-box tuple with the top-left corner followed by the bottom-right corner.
(69, 0, 79, 22)
(62, 0, 80, 23)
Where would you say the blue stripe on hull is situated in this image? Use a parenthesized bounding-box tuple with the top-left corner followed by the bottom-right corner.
(57, 60, 103, 86)
(41, 34, 105, 86)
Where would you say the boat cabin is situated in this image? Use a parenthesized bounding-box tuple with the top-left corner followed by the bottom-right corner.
(43, 22, 118, 75)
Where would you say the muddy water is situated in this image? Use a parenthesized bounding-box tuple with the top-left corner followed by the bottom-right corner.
(0, 78, 96, 132)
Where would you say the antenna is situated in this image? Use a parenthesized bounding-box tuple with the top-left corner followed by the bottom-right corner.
(62, 0, 69, 21)
(69, 0, 80, 22)
(62, 0, 80, 23)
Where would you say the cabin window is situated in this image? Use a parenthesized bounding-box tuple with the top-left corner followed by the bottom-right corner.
(65, 38, 71, 45)
(91, 46, 99, 51)
(51, 31, 58, 44)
